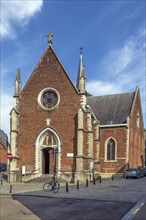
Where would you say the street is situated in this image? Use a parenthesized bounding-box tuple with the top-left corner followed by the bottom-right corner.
(12, 196, 135, 220)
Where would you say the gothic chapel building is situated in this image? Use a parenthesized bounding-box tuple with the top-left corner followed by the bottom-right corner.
(10, 34, 144, 182)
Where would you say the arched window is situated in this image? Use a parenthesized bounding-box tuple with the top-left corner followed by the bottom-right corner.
(107, 138, 115, 161)
(42, 131, 57, 148)
(136, 112, 140, 128)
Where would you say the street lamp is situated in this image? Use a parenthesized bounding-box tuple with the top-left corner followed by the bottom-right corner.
(53, 147, 58, 179)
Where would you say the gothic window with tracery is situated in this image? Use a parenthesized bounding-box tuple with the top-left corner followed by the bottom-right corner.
(38, 88, 60, 111)
(42, 132, 57, 148)
(106, 138, 116, 161)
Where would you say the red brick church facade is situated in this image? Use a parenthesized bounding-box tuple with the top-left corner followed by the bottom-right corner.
(10, 34, 144, 182)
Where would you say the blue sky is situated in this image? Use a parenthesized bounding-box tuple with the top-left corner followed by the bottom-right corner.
(1, 0, 146, 137)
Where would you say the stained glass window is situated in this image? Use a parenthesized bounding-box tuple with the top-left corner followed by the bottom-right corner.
(107, 138, 115, 160)
(42, 132, 57, 147)
(38, 87, 60, 111)
(41, 90, 58, 108)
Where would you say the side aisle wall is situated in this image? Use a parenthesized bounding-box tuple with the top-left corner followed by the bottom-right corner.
(99, 126, 127, 177)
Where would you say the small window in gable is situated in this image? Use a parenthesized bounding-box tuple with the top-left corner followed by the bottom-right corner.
(107, 138, 115, 161)
(136, 112, 140, 128)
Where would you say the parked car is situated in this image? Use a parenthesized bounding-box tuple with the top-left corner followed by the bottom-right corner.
(143, 167, 146, 176)
(125, 168, 143, 179)
(0, 163, 7, 172)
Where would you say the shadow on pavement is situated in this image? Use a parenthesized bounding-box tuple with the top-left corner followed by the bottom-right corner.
(12, 194, 135, 220)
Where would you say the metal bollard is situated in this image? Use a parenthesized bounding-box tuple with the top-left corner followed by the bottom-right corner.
(93, 176, 95, 185)
(66, 182, 69, 192)
(77, 180, 79, 189)
(112, 175, 114, 181)
(1, 179, 3, 186)
(99, 175, 102, 183)
(86, 178, 88, 187)
(9, 185, 12, 193)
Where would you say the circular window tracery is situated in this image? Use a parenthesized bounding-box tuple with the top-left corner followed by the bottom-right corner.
(38, 88, 60, 110)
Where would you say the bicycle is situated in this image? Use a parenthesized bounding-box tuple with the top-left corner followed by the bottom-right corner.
(43, 176, 60, 193)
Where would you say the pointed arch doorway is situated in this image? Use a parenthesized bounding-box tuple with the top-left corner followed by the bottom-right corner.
(35, 127, 61, 177)
(42, 133, 58, 174)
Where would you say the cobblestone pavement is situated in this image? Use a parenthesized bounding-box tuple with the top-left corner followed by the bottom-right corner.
(11, 177, 146, 203)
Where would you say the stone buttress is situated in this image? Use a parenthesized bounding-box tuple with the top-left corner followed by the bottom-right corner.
(75, 51, 100, 181)
(10, 69, 21, 182)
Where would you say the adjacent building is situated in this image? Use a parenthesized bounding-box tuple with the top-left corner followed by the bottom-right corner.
(144, 129, 146, 166)
(0, 129, 9, 164)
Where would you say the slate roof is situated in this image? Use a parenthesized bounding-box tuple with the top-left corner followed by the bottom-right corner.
(0, 129, 9, 146)
(87, 92, 135, 125)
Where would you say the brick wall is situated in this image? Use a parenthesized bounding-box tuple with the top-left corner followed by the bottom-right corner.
(0, 140, 7, 163)
(17, 46, 80, 173)
(129, 89, 144, 168)
(100, 127, 127, 173)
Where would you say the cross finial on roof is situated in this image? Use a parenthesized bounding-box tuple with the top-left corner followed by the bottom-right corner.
(47, 32, 54, 45)
(79, 46, 84, 54)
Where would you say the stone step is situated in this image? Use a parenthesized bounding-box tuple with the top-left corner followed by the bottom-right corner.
(30, 174, 66, 183)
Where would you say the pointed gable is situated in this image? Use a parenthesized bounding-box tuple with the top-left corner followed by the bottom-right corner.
(21, 44, 78, 97)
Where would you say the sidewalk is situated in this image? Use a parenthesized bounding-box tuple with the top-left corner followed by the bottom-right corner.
(0, 180, 68, 220)
(0, 195, 40, 220)
(0, 180, 49, 194)
(133, 203, 146, 220)
(121, 197, 146, 220)
(0, 181, 45, 220)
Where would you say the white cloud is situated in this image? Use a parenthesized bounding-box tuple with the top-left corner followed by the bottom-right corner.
(0, 93, 14, 138)
(122, 12, 138, 21)
(1, 0, 43, 39)
(87, 81, 121, 96)
(1, 65, 14, 138)
(1, 65, 9, 78)
(87, 27, 146, 126)
(88, 27, 145, 93)
(93, 27, 145, 84)
(105, 41, 135, 76)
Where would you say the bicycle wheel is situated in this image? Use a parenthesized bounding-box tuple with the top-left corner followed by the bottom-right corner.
(43, 182, 52, 192)
(53, 181, 60, 193)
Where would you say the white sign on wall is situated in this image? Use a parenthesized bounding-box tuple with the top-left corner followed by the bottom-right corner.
(67, 153, 74, 157)
(22, 166, 26, 175)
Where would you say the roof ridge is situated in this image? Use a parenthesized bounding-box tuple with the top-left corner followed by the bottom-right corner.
(87, 91, 135, 99)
